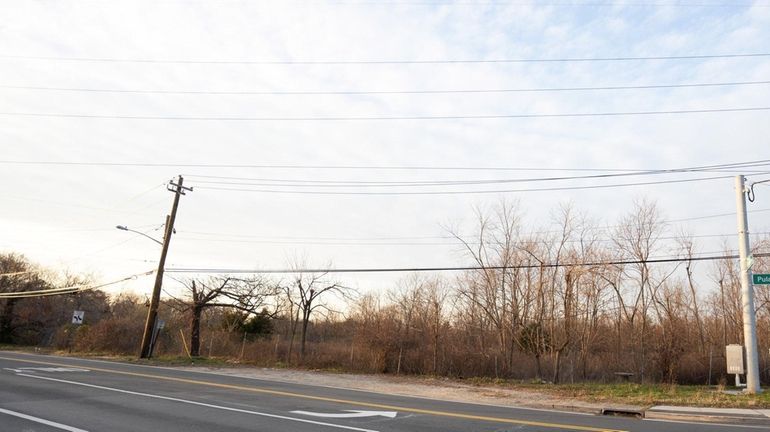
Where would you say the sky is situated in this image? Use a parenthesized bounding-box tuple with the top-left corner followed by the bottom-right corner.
(1, 0, 770, 298)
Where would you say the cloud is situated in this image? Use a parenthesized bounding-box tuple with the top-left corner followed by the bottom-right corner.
(0, 1, 768, 293)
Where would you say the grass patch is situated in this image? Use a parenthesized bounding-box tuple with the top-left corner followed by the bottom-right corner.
(477, 380, 770, 408)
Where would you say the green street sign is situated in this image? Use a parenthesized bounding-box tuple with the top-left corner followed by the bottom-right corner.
(753, 274, 770, 285)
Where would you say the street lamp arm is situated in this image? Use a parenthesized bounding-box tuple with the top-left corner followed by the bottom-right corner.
(116, 225, 164, 246)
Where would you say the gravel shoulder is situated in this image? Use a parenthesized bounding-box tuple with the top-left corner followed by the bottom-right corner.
(175, 365, 638, 414)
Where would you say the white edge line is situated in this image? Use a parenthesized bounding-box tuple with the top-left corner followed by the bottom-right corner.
(0, 407, 89, 432)
(15, 373, 378, 432)
(0, 351, 593, 417)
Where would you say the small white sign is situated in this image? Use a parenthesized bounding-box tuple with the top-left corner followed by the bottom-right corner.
(726, 344, 744, 374)
(72, 310, 84, 325)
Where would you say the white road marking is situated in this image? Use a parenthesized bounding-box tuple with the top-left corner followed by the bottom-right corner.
(292, 410, 397, 419)
(0, 407, 89, 432)
(16, 374, 379, 432)
(4, 367, 89, 373)
(1, 352, 596, 418)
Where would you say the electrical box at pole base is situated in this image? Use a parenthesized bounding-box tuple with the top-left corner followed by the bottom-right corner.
(726, 344, 745, 375)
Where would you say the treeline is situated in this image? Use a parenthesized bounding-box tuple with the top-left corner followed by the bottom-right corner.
(2, 199, 770, 385)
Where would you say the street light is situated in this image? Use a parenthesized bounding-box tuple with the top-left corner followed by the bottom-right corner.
(115, 225, 164, 246)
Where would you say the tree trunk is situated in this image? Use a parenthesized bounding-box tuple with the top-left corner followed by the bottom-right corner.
(552, 348, 564, 384)
(432, 332, 439, 375)
(190, 305, 202, 357)
(300, 310, 310, 362)
(287, 307, 300, 364)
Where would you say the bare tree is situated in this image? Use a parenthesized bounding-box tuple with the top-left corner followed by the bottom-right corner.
(285, 269, 351, 363)
(612, 198, 669, 378)
(450, 199, 524, 375)
(388, 275, 424, 375)
(424, 277, 450, 375)
(678, 233, 706, 353)
(172, 276, 280, 357)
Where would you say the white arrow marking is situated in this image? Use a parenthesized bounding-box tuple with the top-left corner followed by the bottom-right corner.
(17, 374, 378, 432)
(291, 410, 397, 419)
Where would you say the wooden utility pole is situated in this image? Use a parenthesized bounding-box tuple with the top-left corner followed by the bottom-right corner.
(139, 175, 192, 358)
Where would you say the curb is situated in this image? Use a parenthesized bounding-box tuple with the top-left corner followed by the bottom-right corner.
(542, 404, 603, 415)
(644, 407, 770, 426)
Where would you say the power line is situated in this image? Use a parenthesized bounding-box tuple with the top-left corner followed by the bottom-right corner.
(174, 202, 770, 245)
(85, 0, 767, 7)
(0, 159, 765, 173)
(0, 270, 154, 298)
(0, 194, 164, 216)
(193, 174, 731, 195)
(3, 79, 768, 96)
(164, 252, 770, 275)
(184, 161, 770, 188)
(173, 232, 770, 246)
(176, 205, 770, 243)
(323, 0, 768, 6)
(1, 52, 768, 65)
(1, 107, 768, 121)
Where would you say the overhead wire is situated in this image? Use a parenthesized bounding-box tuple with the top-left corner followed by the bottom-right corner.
(175, 229, 770, 245)
(164, 252, 770, 275)
(1, 107, 768, 121)
(183, 162, 770, 194)
(0, 270, 154, 298)
(319, 0, 768, 6)
(2, 79, 768, 96)
(192, 174, 732, 195)
(0, 194, 163, 216)
(1, 52, 768, 65)
(171, 205, 770, 246)
(0, 159, 767, 172)
(184, 160, 770, 188)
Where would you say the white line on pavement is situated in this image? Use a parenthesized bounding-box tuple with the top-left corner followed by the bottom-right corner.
(16, 373, 379, 432)
(292, 410, 398, 419)
(0, 407, 89, 432)
(1, 352, 594, 418)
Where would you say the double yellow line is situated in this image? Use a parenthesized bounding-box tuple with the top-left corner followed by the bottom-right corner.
(0, 355, 626, 432)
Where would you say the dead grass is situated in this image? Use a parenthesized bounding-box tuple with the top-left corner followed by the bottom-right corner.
(467, 379, 770, 408)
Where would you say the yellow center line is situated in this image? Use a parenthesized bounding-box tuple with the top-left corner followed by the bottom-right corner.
(0, 355, 626, 432)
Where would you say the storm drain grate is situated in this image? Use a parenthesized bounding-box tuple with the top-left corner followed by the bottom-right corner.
(601, 408, 644, 418)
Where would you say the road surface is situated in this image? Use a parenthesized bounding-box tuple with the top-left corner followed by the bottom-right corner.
(0, 351, 762, 431)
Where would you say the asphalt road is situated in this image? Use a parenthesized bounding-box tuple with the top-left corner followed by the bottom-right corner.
(0, 351, 763, 432)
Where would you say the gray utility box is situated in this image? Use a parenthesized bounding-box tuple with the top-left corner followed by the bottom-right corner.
(726, 344, 745, 374)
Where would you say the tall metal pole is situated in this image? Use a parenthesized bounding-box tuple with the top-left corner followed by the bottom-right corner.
(139, 176, 190, 358)
(735, 175, 761, 393)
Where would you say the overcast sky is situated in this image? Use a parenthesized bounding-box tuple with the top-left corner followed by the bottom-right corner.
(1, 0, 769, 297)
